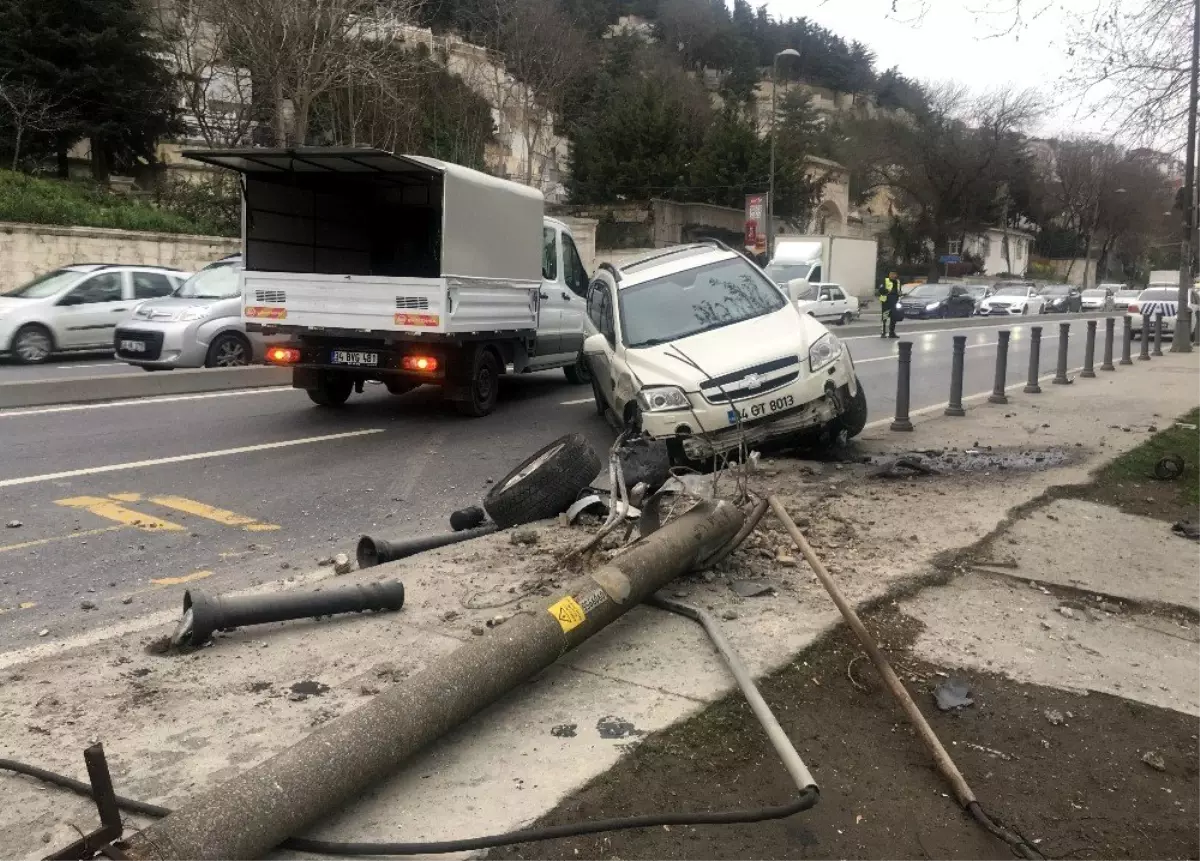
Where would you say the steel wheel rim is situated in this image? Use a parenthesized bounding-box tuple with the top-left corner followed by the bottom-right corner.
(16, 331, 50, 362)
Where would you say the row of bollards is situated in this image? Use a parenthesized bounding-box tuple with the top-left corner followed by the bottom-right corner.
(891, 313, 1168, 431)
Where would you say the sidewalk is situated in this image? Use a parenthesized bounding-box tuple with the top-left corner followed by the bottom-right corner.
(1, 351, 1197, 857)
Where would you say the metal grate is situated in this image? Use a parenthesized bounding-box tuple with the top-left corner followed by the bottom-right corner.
(255, 290, 287, 303)
(395, 296, 431, 310)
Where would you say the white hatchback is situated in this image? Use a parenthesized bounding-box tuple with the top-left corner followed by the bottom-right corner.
(582, 243, 866, 462)
(792, 282, 861, 325)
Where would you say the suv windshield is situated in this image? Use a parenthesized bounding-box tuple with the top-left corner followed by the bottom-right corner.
(764, 262, 812, 284)
(4, 269, 82, 299)
(174, 260, 241, 299)
(620, 258, 787, 348)
(904, 284, 951, 299)
(994, 284, 1029, 296)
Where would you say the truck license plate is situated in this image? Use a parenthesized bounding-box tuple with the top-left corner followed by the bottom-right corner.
(120, 339, 145, 353)
(727, 393, 795, 424)
(330, 350, 379, 367)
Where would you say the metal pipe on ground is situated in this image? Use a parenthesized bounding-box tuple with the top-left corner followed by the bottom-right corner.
(1081, 320, 1097, 378)
(122, 500, 744, 860)
(1121, 316, 1134, 365)
(1101, 317, 1116, 371)
(890, 341, 914, 431)
(1023, 326, 1043, 394)
(988, 330, 1011, 404)
(1052, 322, 1072, 384)
(1153, 313, 1165, 357)
(944, 336, 966, 417)
(171, 581, 407, 648)
(1140, 316, 1152, 361)
(357, 525, 499, 568)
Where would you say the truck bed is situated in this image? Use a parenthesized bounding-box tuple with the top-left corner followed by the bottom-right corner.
(242, 271, 539, 336)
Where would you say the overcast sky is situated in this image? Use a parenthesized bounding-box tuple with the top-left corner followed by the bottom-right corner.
(765, 0, 1109, 138)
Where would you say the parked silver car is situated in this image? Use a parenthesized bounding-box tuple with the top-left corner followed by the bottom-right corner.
(0, 264, 188, 364)
(115, 255, 281, 370)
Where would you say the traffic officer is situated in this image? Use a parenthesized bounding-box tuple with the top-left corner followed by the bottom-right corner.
(877, 270, 901, 338)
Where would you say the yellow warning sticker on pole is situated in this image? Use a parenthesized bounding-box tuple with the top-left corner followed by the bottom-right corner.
(547, 596, 587, 632)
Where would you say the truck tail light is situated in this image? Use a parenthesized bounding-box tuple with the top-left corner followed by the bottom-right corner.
(266, 346, 301, 365)
(402, 355, 438, 372)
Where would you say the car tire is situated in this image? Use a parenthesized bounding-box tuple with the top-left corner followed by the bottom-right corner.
(205, 332, 251, 368)
(10, 324, 53, 365)
(839, 383, 869, 439)
(483, 433, 602, 529)
(564, 353, 591, 385)
(454, 346, 502, 417)
(590, 373, 607, 417)
(306, 373, 353, 407)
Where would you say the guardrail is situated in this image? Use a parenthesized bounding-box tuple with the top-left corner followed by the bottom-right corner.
(0, 365, 291, 410)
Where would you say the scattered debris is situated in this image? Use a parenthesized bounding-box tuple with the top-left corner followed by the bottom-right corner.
(509, 528, 539, 546)
(79, 600, 97, 611)
(872, 456, 940, 479)
(566, 494, 609, 525)
(122, 597, 133, 605)
(333, 553, 352, 575)
(1057, 606, 1076, 620)
(597, 716, 645, 739)
(551, 724, 578, 738)
(1170, 521, 1200, 541)
(449, 506, 487, 532)
(470, 625, 485, 636)
(730, 580, 775, 598)
(486, 614, 509, 629)
(1153, 455, 1186, 481)
(1098, 601, 1121, 615)
(288, 680, 330, 701)
(36, 629, 48, 637)
(1141, 750, 1166, 772)
(933, 679, 974, 711)
(775, 551, 798, 568)
(1044, 708, 1066, 726)
(5, 520, 21, 528)
(318, 556, 335, 567)
(964, 742, 1017, 761)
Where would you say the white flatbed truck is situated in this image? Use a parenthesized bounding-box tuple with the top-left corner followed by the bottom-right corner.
(183, 147, 592, 416)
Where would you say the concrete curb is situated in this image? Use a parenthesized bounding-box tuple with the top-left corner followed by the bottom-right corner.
(0, 365, 291, 409)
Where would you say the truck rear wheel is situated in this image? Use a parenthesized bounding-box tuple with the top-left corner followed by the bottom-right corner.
(454, 346, 501, 417)
(564, 353, 591, 384)
(306, 372, 353, 407)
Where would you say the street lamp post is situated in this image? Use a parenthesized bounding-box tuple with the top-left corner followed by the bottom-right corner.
(1171, 0, 1198, 352)
(768, 48, 801, 261)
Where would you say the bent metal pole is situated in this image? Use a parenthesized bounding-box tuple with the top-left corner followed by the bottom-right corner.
(123, 500, 744, 860)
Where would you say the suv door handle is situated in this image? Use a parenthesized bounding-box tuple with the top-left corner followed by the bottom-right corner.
(561, 292, 571, 301)
(539, 292, 549, 300)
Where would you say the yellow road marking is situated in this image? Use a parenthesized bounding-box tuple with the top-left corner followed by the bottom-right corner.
(108, 492, 142, 502)
(148, 495, 279, 531)
(56, 497, 184, 532)
(151, 570, 213, 587)
(0, 525, 125, 554)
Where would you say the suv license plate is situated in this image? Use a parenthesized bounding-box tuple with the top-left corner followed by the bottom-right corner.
(727, 393, 796, 424)
(331, 350, 379, 367)
(120, 339, 145, 353)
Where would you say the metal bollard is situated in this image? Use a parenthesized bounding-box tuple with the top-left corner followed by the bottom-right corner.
(1053, 322, 1072, 384)
(988, 330, 1011, 404)
(945, 335, 966, 416)
(1139, 315, 1152, 360)
(1153, 313, 1164, 356)
(891, 340, 914, 431)
(1024, 326, 1043, 393)
(1121, 316, 1134, 365)
(1081, 320, 1097, 378)
(1101, 317, 1116, 371)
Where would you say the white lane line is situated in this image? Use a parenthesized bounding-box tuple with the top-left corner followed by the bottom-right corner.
(844, 316, 1098, 342)
(561, 397, 594, 405)
(0, 387, 292, 419)
(855, 341, 1003, 364)
(0, 429, 384, 488)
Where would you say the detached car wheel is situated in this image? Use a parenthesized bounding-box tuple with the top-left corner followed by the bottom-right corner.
(483, 433, 603, 529)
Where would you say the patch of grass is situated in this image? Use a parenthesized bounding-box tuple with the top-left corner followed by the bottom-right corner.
(0, 170, 236, 236)
(1078, 407, 1200, 521)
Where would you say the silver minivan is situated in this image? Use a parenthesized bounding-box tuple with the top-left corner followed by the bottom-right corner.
(114, 255, 281, 370)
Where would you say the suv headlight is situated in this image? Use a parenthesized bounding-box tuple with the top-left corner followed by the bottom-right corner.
(179, 306, 211, 322)
(637, 386, 690, 412)
(808, 332, 844, 372)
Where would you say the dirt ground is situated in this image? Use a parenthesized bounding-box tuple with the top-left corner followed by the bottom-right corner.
(490, 607, 1200, 861)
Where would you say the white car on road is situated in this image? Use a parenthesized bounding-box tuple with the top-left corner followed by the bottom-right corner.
(583, 243, 867, 463)
(1126, 286, 1200, 339)
(977, 282, 1046, 316)
(792, 282, 861, 325)
(1, 264, 189, 364)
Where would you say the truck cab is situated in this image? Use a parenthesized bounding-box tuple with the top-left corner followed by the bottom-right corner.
(183, 147, 591, 416)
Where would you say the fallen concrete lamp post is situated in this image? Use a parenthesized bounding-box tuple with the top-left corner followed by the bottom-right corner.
(170, 581, 406, 648)
(357, 524, 499, 568)
(124, 499, 744, 860)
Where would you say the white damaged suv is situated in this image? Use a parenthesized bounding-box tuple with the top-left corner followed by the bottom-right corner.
(582, 242, 867, 462)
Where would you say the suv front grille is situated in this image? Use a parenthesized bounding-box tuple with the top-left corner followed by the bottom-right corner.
(699, 356, 801, 404)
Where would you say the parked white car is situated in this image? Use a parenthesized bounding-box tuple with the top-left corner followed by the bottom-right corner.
(583, 243, 867, 463)
(1080, 287, 1114, 311)
(1126, 286, 1200, 339)
(977, 282, 1046, 316)
(793, 282, 861, 325)
(0, 264, 189, 364)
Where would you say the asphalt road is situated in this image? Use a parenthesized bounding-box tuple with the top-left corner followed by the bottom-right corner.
(0, 353, 140, 383)
(0, 312, 1118, 651)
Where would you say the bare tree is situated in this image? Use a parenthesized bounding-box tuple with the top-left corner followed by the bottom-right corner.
(0, 74, 72, 170)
